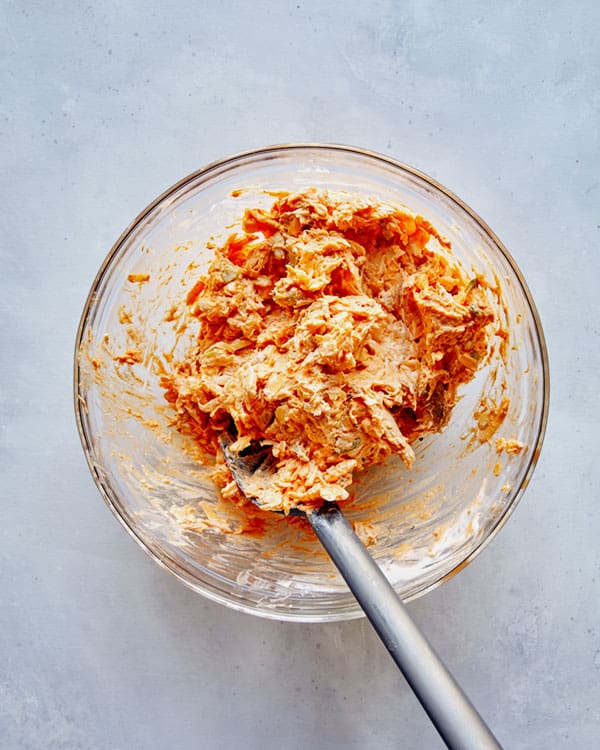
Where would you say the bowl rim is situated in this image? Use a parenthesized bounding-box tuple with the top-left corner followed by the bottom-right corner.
(73, 143, 550, 621)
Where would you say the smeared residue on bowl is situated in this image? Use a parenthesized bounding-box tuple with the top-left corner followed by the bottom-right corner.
(78, 187, 525, 567)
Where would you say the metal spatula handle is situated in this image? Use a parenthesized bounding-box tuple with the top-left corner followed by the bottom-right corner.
(309, 504, 502, 750)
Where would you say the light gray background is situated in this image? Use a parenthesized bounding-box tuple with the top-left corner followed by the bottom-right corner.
(2, 1, 599, 748)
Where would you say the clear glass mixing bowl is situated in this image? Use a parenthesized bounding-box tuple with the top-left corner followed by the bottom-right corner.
(74, 145, 549, 621)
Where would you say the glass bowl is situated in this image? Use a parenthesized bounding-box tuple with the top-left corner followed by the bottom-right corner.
(74, 144, 549, 621)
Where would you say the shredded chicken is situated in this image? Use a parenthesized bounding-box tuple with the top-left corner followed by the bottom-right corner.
(161, 189, 494, 513)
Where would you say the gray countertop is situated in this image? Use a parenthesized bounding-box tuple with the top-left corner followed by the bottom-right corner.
(2, 2, 599, 748)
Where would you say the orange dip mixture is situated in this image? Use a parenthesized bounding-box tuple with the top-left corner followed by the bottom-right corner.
(161, 189, 494, 515)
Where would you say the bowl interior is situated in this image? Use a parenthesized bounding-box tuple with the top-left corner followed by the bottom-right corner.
(75, 145, 548, 621)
